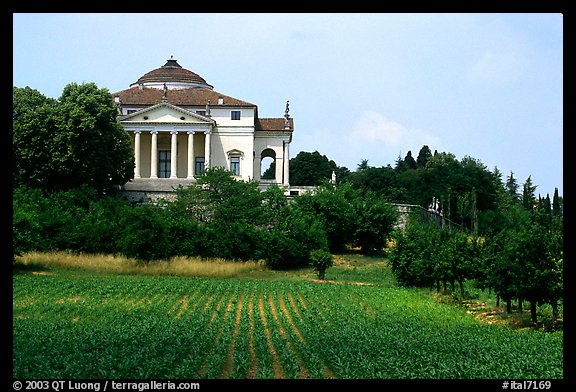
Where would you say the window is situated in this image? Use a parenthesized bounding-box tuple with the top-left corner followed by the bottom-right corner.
(195, 156, 205, 175)
(196, 110, 206, 116)
(230, 156, 241, 176)
(126, 109, 137, 115)
(159, 150, 171, 178)
(231, 110, 241, 120)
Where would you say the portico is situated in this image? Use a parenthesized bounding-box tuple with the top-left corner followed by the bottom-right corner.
(129, 128, 212, 180)
(112, 57, 293, 199)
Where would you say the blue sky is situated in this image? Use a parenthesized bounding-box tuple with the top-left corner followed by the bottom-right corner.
(13, 13, 563, 196)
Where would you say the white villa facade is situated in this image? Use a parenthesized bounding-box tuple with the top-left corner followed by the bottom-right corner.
(113, 57, 293, 201)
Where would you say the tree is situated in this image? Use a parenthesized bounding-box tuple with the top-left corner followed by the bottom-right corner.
(310, 249, 333, 280)
(485, 231, 519, 313)
(171, 167, 263, 225)
(291, 181, 356, 252)
(347, 165, 407, 202)
(357, 159, 370, 171)
(289, 151, 335, 186)
(389, 213, 437, 288)
(13, 87, 58, 189)
(261, 183, 288, 227)
(552, 187, 562, 217)
(416, 145, 432, 168)
(403, 150, 417, 170)
(510, 223, 561, 324)
(505, 171, 520, 204)
(13, 84, 134, 194)
(521, 175, 537, 212)
(352, 191, 399, 253)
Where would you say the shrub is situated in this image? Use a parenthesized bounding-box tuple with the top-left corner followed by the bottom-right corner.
(116, 204, 170, 262)
(310, 249, 333, 280)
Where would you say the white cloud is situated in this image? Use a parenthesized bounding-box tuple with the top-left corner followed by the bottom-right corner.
(467, 50, 529, 84)
(352, 111, 440, 148)
(352, 111, 405, 145)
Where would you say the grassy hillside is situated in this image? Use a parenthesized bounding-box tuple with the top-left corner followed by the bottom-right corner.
(13, 252, 563, 380)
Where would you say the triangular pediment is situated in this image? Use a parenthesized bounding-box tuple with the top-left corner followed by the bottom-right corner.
(118, 102, 214, 124)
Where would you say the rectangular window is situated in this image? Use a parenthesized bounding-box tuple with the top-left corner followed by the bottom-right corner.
(231, 110, 241, 120)
(126, 109, 137, 115)
(159, 150, 171, 178)
(230, 156, 241, 176)
(196, 110, 206, 116)
(195, 156, 205, 175)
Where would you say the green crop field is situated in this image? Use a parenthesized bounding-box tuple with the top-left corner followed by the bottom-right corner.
(13, 253, 563, 379)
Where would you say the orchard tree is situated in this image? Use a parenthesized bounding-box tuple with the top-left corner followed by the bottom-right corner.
(310, 249, 333, 280)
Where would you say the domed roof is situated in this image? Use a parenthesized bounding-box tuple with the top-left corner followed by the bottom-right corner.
(130, 57, 213, 90)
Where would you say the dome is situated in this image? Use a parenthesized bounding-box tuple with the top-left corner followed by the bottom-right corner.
(130, 57, 213, 90)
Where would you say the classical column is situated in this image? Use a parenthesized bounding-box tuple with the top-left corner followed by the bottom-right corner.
(204, 131, 211, 169)
(283, 141, 290, 186)
(187, 131, 195, 178)
(150, 131, 158, 179)
(170, 131, 178, 179)
(134, 131, 141, 179)
(253, 152, 261, 181)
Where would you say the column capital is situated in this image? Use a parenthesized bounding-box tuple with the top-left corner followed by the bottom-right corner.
(150, 131, 158, 135)
(170, 130, 179, 135)
(187, 131, 195, 135)
(134, 130, 142, 134)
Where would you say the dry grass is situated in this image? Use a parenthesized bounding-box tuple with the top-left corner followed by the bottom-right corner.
(14, 251, 267, 279)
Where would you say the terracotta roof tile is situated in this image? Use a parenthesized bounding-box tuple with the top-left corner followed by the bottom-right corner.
(112, 87, 257, 107)
(256, 118, 294, 131)
(134, 65, 210, 87)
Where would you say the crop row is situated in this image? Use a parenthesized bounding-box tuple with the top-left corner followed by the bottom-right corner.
(13, 273, 563, 379)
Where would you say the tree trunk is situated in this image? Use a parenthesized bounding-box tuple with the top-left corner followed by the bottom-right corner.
(506, 299, 512, 314)
(436, 280, 440, 293)
(496, 295, 500, 307)
(450, 279, 455, 292)
(319, 270, 325, 280)
(530, 300, 538, 324)
(551, 300, 558, 328)
(518, 297, 523, 312)
(458, 280, 465, 299)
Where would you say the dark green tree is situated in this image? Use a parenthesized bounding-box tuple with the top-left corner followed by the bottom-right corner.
(521, 175, 537, 212)
(309, 249, 333, 280)
(13, 87, 58, 189)
(403, 150, 417, 170)
(552, 187, 562, 217)
(170, 167, 263, 225)
(13, 84, 134, 194)
(289, 151, 335, 186)
(357, 159, 370, 171)
(505, 171, 521, 204)
(352, 191, 399, 253)
(416, 145, 432, 168)
(291, 181, 356, 252)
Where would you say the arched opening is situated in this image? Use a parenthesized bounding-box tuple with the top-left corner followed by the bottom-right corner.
(260, 148, 276, 180)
